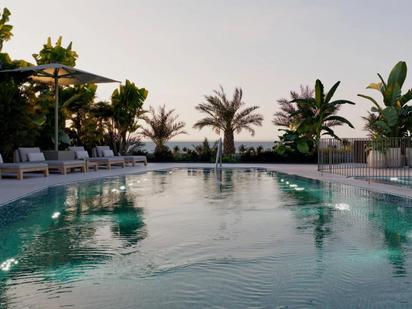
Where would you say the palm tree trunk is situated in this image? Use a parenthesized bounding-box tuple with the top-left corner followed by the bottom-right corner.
(223, 130, 235, 155)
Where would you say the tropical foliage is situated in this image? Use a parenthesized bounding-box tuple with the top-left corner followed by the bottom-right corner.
(141, 105, 186, 155)
(359, 61, 412, 138)
(33, 36, 78, 66)
(194, 86, 263, 155)
(275, 80, 355, 154)
(0, 8, 12, 52)
(111, 80, 148, 154)
(6, 6, 412, 164)
(0, 7, 149, 160)
(273, 85, 314, 131)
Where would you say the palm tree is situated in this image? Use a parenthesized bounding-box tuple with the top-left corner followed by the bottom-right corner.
(141, 105, 186, 153)
(273, 85, 314, 131)
(193, 86, 263, 155)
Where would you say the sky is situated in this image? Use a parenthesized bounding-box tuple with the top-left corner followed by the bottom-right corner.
(2, 0, 412, 141)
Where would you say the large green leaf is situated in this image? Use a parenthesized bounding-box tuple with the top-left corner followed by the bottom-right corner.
(297, 139, 310, 153)
(315, 79, 324, 106)
(400, 89, 412, 105)
(388, 61, 407, 88)
(324, 115, 355, 128)
(330, 99, 355, 105)
(382, 106, 398, 127)
(321, 126, 339, 139)
(383, 83, 401, 106)
(324, 81, 340, 104)
(357, 94, 383, 112)
(374, 120, 391, 133)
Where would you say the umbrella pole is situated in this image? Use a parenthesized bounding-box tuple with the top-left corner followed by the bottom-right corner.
(54, 77, 59, 151)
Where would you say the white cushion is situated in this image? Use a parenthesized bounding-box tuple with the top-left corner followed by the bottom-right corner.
(27, 152, 45, 162)
(0, 154, 3, 163)
(96, 146, 110, 157)
(103, 149, 114, 157)
(75, 150, 89, 160)
(19, 147, 41, 162)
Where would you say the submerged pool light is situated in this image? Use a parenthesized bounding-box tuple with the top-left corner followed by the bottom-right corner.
(390, 177, 399, 182)
(51, 212, 60, 219)
(1, 258, 18, 271)
(335, 203, 351, 211)
(295, 187, 305, 191)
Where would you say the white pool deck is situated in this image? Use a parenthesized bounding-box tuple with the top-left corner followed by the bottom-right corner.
(1, 163, 412, 206)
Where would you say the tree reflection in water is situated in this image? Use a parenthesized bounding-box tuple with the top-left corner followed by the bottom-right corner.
(277, 174, 412, 277)
(0, 177, 147, 288)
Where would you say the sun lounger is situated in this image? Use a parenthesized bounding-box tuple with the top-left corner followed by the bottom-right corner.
(0, 154, 48, 180)
(69, 146, 125, 171)
(94, 146, 147, 166)
(17, 147, 86, 175)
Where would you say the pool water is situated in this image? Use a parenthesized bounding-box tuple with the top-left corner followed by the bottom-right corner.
(1, 169, 412, 308)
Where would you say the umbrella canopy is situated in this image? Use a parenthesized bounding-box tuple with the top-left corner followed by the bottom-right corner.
(0, 63, 119, 151)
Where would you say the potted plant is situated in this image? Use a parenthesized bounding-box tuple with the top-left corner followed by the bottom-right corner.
(359, 61, 412, 168)
(385, 139, 402, 168)
(366, 138, 386, 168)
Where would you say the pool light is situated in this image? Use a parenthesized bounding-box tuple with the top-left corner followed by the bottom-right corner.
(390, 177, 399, 182)
(335, 203, 351, 211)
(1, 258, 18, 272)
(290, 184, 298, 188)
(51, 212, 60, 219)
(119, 185, 126, 191)
(295, 187, 305, 191)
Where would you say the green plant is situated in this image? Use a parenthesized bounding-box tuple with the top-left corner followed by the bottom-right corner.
(365, 137, 387, 154)
(0, 79, 43, 159)
(194, 86, 263, 155)
(111, 80, 148, 154)
(277, 80, 355, 154)
(273, 85, 314, 131)
(33, 36, 78, 66)
(192, 138, 216, 162)
(0, 8, 12, 52)
(359, 61, 412, 137)
(141, 104, 186, 153)
(62, 84, 101, 149)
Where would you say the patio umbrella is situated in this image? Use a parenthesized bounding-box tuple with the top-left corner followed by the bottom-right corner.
(0, 63, 119, 150)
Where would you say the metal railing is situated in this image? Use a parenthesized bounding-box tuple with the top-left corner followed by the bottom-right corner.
(215, 138, 223, 169)
(318, 137, 412, 182)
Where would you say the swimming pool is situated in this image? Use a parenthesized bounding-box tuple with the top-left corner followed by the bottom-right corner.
(1, 168, 412, 308)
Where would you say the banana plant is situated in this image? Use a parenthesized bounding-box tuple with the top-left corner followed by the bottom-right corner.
(288, 79, 355, 153)
(358, 61, 412, 137)
(0, 8, 13, 52)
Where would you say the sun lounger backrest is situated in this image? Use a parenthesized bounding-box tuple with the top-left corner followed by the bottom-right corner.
(0, 154, 3, 164)
(18, 147, 41, 162)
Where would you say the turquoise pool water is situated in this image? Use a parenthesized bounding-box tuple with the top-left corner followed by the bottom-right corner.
(1, 169, 412, 308)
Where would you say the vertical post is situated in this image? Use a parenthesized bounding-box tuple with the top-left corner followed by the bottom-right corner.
(54, 75, 59, 151)
(215, 138, 223, 169)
